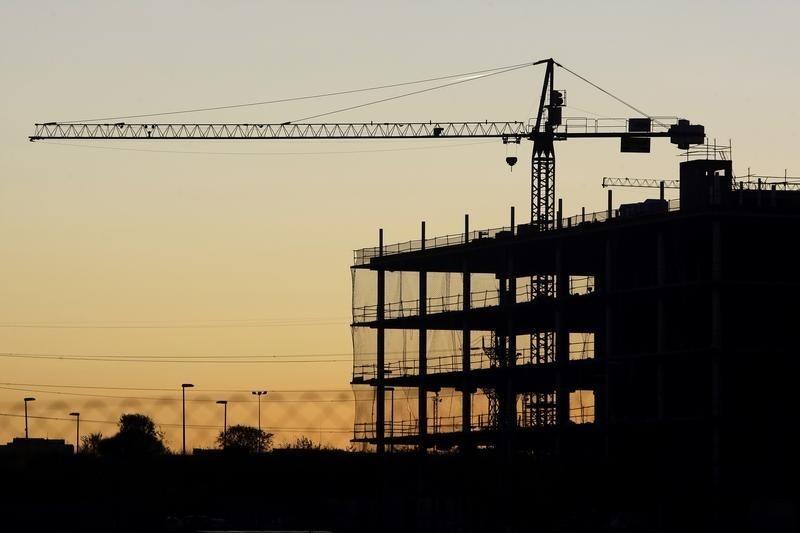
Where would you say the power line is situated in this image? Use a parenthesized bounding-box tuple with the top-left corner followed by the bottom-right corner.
(0, 321, 343, 329)
(57, 61, 535, 123)
(0, 346, 485, 360)
(0, 412, 352, 433)
(0, 385, 357, 403)
(0, 352, 353, 360)
(0, 316, 346, 325)
(0, 382, 351, 393)
(0, 353, 350, 364)
(0, 382, 468, 403)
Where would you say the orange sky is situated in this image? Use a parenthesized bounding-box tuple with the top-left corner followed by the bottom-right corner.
(1, 0, 798, 450)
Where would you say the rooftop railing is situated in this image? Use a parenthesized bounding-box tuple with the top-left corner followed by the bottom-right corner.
(353, 200, 681, 266)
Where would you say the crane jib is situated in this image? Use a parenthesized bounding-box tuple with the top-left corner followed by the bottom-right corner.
(29, 120, 699, 143)
(29, 122, 531, 141)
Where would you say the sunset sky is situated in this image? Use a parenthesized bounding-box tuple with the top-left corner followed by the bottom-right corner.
(1, 0, 798, 450)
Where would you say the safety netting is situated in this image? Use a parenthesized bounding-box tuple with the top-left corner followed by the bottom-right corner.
(350, 266, 597, 447)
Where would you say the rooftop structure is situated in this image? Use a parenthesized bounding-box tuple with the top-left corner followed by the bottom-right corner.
(0, 437, 74, 457)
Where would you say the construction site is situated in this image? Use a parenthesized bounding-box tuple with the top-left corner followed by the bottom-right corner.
(27, 58, 800, 531)
(350, 142, 800, 461)
(343, 62, 800, 530)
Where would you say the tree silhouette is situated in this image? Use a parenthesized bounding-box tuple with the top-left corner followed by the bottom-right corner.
(285, 435, 333, 450)
(98, 413, 168, 457)
(79, 432, 104, 455)
(288, 435, 318, 450)
(217, 424, 273, 452)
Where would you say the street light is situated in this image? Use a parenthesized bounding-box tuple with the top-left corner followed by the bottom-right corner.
(251, 390, 267, 452)
(23, 397, 35, 439)
(215, 400, 228, 448)
(181, 383, 194, 455)
(69, 412, 80, 453)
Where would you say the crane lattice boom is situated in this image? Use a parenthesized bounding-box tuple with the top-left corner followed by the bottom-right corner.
(29, 118, 686, 142)
(602, 177, 679, 189)
(30, 121, 528, 141)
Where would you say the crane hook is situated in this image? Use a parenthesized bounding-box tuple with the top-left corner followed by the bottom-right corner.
(504, 136, 520, 172)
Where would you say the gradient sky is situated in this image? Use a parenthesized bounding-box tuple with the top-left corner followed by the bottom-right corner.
(1, 0, 798, 449)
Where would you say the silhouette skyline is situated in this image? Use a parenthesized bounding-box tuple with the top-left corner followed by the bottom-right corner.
(2, 2, 800, 530)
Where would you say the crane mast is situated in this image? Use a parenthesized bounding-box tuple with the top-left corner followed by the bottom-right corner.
(525, 59, 557, 424)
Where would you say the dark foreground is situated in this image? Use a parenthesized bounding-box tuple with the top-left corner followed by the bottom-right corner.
(0, 448, 796, 532)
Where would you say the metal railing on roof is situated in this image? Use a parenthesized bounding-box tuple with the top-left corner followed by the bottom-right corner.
(353, 225, 512, 266)
(353, 200, 680, 266)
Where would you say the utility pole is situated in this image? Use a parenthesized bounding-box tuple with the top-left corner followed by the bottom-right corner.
(251, 390, 267, 452)
(181, 383, 194, 455)
(23, 397, 35, 439)
(69, 412, 80, 453)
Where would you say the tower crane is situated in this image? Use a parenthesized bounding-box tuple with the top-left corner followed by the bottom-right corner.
(29, 59, 706, 421)
(29, 58, 705, 232)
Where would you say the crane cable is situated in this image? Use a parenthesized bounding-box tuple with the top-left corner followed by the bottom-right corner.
(556, 62, 667, 128)
(57, 61, 537, 124)
(288, 62, 533, 123)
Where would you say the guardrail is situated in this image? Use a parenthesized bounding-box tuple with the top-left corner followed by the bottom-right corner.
(352, 275, 597, 323)
(353, 403, 596, 440)
(352, 339, 595, 381)
(353, 201, 681, 266)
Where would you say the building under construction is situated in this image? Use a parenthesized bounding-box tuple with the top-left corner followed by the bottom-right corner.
(350, 146, 800, 506)
(24, 57, 800, 528)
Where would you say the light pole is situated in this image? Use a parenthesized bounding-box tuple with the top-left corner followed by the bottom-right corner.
(251, 390, 267, 452)
(216, 400, 228, 448)
(69, 412, 80, 453)
(181, 383, 194, 455)
(23, 397, 35, 439)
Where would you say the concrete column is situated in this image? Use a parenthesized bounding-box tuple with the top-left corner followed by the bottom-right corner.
(656, 231, 666, 421)
(376, 229, 385, 454)
(418, 222, 428, 453)
(504, 252, 517, 452)
(711, 221, 722, 494)
(555, 242, 570, 429)
(602, 234, 615, 458)
(462, 214, 472, 442)
(711, 221, 722, 349)
(604, 236, 614, 359)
